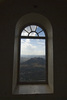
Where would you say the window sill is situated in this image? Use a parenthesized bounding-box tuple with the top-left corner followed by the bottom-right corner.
(13, 84, 53, 95)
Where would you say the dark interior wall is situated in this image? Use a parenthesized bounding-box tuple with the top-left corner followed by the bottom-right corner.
(0, 0, 67, 99)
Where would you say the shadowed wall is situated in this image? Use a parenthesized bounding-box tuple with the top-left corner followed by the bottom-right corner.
(0, 0, 67, 99)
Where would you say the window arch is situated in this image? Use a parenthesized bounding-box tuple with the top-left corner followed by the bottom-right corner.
(12, 13, 53, 94)
(21, 25, 46, 37)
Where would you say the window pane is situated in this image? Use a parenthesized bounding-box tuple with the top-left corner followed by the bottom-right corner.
(36, 26, 42, 33)
(21, 30, 28, 36)
(39, 31, 45, 37)
(31, 25, 36, 31)
(19, 39, 46, 83)
(24, 26, 31, 33)
(29, 32, 38, 36)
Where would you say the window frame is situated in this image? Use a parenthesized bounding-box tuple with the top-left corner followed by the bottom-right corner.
(17, 24, 48, 85)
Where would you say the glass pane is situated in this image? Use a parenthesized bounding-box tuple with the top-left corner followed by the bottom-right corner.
(21, 30, 28, 36)
(19, 39, 46, 83)
(24, 26, 31, 33)
(31, 25, 36, 31)
(29, 32, 38, 36)
(39, 31, 45, 37)
(36, 26, 42, 33)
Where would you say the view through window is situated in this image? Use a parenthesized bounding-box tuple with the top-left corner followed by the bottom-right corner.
(19, 25, 47, 83)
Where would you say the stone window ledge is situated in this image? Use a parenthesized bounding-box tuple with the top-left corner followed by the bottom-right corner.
(13, 84, 53, 95)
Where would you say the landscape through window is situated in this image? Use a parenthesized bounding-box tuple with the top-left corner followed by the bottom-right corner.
(19, 25, 47, 83)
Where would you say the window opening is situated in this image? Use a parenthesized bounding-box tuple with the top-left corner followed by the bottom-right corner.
(18, 25, 47, 84)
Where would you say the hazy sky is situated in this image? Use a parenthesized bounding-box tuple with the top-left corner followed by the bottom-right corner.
(20, 25, 46, 56)
(20, 39, 46, 56)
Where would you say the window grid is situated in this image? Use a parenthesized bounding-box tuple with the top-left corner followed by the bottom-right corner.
(21, 25, 46, 37)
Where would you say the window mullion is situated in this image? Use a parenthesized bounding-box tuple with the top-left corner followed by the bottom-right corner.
(20, 36, 46, 39)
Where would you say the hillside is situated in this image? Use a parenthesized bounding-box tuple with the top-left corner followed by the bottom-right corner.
(20, 57, 46, 67)
(19, 57, 46, 82)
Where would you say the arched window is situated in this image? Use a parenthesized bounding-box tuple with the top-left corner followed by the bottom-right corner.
(18, 25, 48, 84)
(12, 13, 53, 94)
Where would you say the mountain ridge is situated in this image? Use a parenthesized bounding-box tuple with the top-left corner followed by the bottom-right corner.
(20, 57, 46, 67)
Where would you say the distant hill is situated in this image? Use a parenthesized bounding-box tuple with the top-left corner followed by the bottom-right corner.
(19, 57, 46, 82)
(20, 55, 45, 63)
(20, 57, 46, 67)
